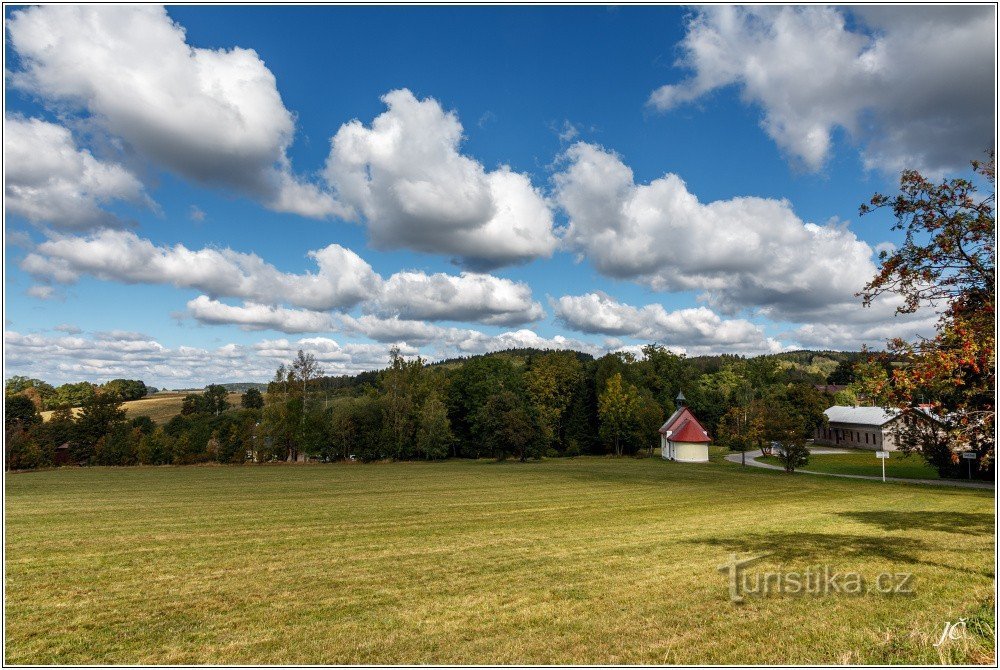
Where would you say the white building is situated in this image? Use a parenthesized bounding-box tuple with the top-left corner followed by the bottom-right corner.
(814, 405, 902, 451)
(659, 392, 711, 463)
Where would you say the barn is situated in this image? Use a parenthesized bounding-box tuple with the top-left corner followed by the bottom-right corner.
(659, 392, 711, 463)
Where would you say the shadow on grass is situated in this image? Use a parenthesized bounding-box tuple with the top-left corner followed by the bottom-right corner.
(689, 531, 929, 565)
(836, 511, 995, 536)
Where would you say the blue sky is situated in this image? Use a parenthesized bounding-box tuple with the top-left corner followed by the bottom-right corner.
(4, 5, 995, 387)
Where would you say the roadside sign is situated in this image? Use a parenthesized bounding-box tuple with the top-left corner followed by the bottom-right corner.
(962, 451, 976, 479)
(875, 450, 889, 482)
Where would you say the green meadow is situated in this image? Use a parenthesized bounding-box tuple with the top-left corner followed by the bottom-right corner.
(760, 449, 942, 480)
(5, 455, 995, 664)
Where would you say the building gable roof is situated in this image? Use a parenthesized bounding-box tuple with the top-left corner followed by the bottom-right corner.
(659, 406, 711, 443)
(824, 405, 899, 426)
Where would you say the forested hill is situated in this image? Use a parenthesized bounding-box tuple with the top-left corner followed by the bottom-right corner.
(312, 347, 866, 391)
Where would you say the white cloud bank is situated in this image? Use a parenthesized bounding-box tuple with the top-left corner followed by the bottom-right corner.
(7, 4, 341, 218)
(22, 230, 546, 328)
(648, 5, 995, 173)
(4, 327, 610, 388)
(553, 292, 785, 356)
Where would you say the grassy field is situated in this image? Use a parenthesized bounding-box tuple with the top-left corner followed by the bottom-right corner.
(760, 449, 942, 480)
(5, 456, 994, 664)
(39, 392, 243, 424)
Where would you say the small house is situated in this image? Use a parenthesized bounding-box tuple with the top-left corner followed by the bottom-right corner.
(659, 392, 711, 463)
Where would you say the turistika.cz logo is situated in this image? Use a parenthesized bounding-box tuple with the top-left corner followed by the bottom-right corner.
(718, 554, 915, 603)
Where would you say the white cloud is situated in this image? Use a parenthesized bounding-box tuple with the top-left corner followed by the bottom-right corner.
(186, 296, 338, 334)
(183, 296, 599, 358)
(22, 230, 383, 311)
(553, 142, 885, 323)
(324, 89, 558, 268)
(24, 230, 547, 328)
(787, 313, 940, 351)
(7, 5, 343, 218)
(378, 271, 544, 325)
(3, 330, 408, 387)
(5, 116, 151, 229)
(25, 285, 60, 301)
(553, 292, 785, 355)
(648, 5, 995, 173)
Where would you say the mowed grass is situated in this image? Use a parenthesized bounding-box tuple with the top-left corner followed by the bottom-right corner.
(39, 392, 243, 424)
(760, 449, 942, 480)
(5, 457, 995, 664)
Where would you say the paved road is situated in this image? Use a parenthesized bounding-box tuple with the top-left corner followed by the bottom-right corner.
(724, 449, 994, 490)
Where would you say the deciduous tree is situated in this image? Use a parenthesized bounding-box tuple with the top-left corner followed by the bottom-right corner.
(858, 152, 995, 478)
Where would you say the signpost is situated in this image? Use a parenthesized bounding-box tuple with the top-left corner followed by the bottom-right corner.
(962, 451, 977, 480)
(875, 450, 890, 482)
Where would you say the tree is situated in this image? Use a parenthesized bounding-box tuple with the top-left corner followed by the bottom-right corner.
(827, 359, 857, 385)
(6, 394, 41, 430)
(858, 153, 995, 478)
(101, 379, 148, 401)
(73, 393, 127, 463)
(202, 385, 230, 416)
(181, 393, 204, 415)
(775, 441, 810, 473)
(5, 376, 55, 408)
(138, 428, 172, 465)
(379, 347, 425, 459)
(765, 404, 810, 473)
(6, 427, 44, 470)
(415, 389, 453, 460)
(598, 373, 641, 456)
(717, 397, 765, 467)
(477, 390, 539, 462)
(291, 350, 324, 416)
(241, 387, 264, 409)
(447, 355, 521, 458)
(52, 381, 96, 408)
(524, 352, 583, 454)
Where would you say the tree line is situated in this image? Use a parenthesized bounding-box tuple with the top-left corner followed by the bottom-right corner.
(5, 345, 834, 470)
(5, 376, 152, 410)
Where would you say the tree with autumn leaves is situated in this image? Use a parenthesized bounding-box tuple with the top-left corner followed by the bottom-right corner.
(856, 152, 995, 480)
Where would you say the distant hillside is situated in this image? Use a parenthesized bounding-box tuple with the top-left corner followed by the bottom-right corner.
(40, 391, 244, 425)
(216, 382, 268, 393)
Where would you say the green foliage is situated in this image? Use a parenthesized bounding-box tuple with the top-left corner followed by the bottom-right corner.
(476, 389, 540, 461)
(240, 387, 264, 409)
(827, 359, 857, 385)
(6, 394, 41, 430)
(137, 428, 172, 465)
(73, 393, 127, 463)
(5, 376, 56, 409)
(598, 373, 642, 456)
(524, 351, 583, 453)
(202, 385, 230, 416)
(415, 390, 453, 460)
(12, 345, 868, 470)
(446, 355, 521, 458)
(100, 379, 148, 401)
(775, 441, 810, 473)
(52, 382, 97, 409)
(5, 427, 45, 470)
